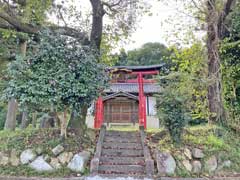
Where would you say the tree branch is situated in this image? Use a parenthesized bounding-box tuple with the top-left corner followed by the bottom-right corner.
(221, 0, 236, 19)
(191, 0, 206, 14)
(49, 26, 89, 43)
(0, 20, 14, 30)
(218, 0, 236, 39)
(0, 11, 89, 42)
(0, 11, 38, 33)
(102, 0, 123, 9)
(56, 5, 68, 27)
(10, 0, 27, 6)
(102, 0, 124, 16)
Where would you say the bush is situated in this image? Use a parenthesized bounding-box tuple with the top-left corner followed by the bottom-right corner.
(157, 43, 209, 144)
(157, 73, 191, 144)
(220, 3, 240, 131)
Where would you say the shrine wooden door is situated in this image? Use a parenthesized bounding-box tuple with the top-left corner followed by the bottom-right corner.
(104, 97, 138, 124)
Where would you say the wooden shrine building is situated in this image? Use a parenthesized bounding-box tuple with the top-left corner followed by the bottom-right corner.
(86, 64, 163, 129)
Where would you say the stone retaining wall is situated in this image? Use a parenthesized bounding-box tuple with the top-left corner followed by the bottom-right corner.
(160, 177, 240, 180)
(154, 147, 233, 176)
(0, 144, 92, 174)
(139, 126, 154, 177)
(0, 176, 240, 180)
(90, 125, 106, 174)
(0, 177, 84, 180)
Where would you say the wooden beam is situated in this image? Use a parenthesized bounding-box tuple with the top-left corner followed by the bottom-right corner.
(131, 70, 159, 75)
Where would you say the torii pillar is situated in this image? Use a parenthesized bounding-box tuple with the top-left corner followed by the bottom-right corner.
(138, 73, 147, 129)
(94, 97, 103, 128)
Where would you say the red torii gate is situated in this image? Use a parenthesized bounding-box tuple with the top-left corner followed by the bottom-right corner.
(94, 70, 159, 129)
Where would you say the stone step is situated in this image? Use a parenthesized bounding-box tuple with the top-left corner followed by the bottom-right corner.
(105, 132, 140, 138)
(98, 165, 145, 174)
(106, 135, 140, 139)
(102, 149, 144, 157)
(90, 174, 148, 179)
(102, 142, 143, 150)
(100, 157, 145, 165)
(106, 131, 139, 135)
(104, 137, 140, 143)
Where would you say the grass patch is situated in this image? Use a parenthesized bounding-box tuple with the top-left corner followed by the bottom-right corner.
(0, 127, 96, 153)
(0, 165, 74, 178)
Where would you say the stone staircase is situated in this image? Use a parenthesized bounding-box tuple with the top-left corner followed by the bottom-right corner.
(90, 126, 154, 178)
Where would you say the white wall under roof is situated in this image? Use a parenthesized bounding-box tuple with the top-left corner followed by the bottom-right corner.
(146, 96, 157, 116)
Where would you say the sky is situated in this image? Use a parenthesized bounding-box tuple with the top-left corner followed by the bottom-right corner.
(111, 0, 200, 51)
(123, 1, 179, 50)
(53, 0, 200, 51)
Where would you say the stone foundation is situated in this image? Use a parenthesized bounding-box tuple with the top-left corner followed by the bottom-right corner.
(85, 116, 160, 129)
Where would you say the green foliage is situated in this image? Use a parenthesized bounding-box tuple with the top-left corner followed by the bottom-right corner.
(0, 0, 50, 61)
(170, 42, 209, 121)
(0, 30, 20, 61)
(0, 165, 73, 178)
(22, 0, 52, 24)
(0, 53, 8, 130)
(157, 73, 190, 144)
(157, 42, 209, 144)
(0, 127, 95, 153)
(100, 34, 119, 65)
(227, 2, 240, 38)
(220, 2, 240, 130)
(115, 42, 172, 67)
(3, 31, 108, 113)
(205, 134, 225, 149)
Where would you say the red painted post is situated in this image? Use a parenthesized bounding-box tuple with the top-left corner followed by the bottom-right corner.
(94, 97, 103, 128)
(99, 97, 103, 127)
(138, 73, 146, 128)
(138, 73, 142, 126)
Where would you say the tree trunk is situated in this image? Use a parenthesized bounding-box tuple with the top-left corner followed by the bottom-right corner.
(206, 0, 235, 123)
(60, 109, 68, 139)
(206, 1, 223, 123)
(20, 39, 27, 55)
(20, 111, 29, 129)
(206, 0, 223, 122)
(67, 0, 105, 132)
(90, 0, 105, 50)
(32, 112, 37, 128)
(20, 40, 28, 127)
(4, 98, 18, 131)
(68, 105, 88, 132)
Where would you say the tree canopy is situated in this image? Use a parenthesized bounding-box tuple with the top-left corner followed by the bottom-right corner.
(115, 42, 171, 66)
(3, 31, 108, 113)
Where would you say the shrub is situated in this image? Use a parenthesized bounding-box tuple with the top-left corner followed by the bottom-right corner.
(157, 73, 191, 144)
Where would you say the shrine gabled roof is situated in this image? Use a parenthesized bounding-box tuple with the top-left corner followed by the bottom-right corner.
(103, 92, 138, 101)
(110, 64, 165, 72)
(104, 83, 161, 94)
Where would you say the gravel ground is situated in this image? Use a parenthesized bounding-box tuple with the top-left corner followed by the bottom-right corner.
(85, 176, 152, 180)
